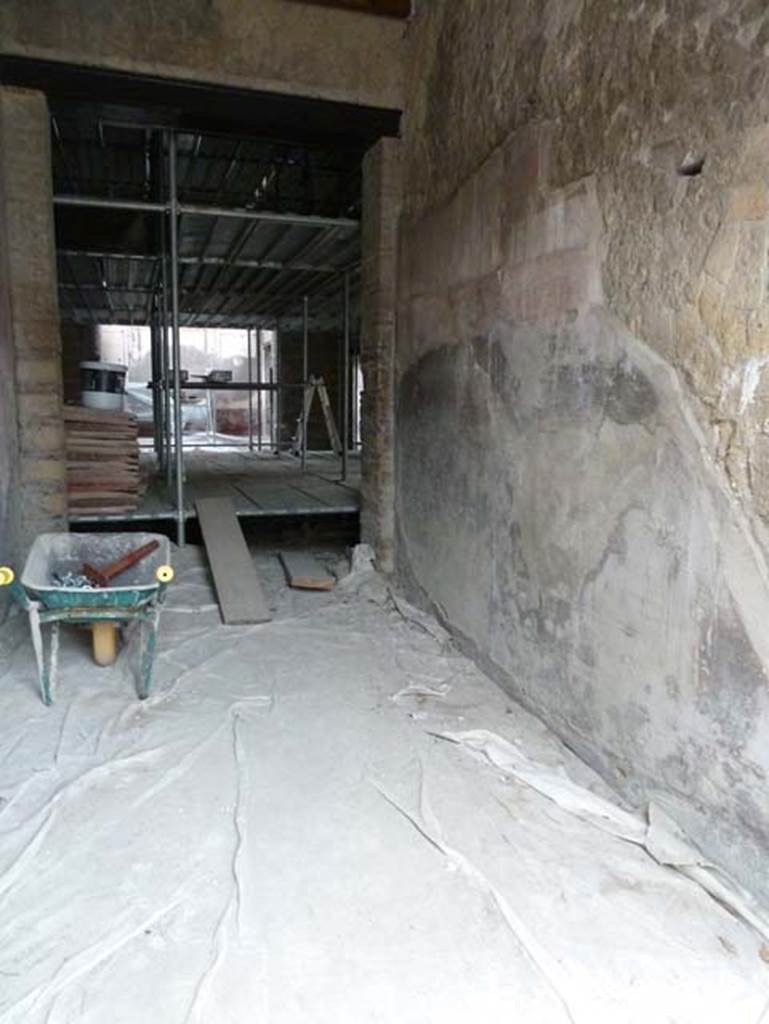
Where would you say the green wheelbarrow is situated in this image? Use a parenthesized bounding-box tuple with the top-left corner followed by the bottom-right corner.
(0, 532, 174, 705)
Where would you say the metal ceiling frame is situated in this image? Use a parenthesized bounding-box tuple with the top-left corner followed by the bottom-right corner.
(54, 192, 358, 231)
(53, 184, 361, 329)
(52, 109, 363, 330)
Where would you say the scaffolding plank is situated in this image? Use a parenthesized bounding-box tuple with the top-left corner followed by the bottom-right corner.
(233, 479, 329, 513)
(187, 476, 255, 514)
(279, 552, 335, 591)
(291, 476, 359, 510)
(313, 465, 361, 495)
(196, 497, 272, 624)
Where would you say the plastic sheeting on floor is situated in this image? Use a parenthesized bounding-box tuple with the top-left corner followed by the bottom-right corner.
(0, 545, 768, 1023)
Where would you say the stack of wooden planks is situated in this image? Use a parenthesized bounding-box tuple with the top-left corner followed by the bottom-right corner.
(64, 405, 144, 515)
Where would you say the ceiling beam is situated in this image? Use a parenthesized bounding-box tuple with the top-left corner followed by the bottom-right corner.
(53, 193, 358, 231)
(57, 249, 346, 275)
(0, 55, 401, 147)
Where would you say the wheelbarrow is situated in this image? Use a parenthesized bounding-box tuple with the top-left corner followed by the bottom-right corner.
(0, 532, 174, 705)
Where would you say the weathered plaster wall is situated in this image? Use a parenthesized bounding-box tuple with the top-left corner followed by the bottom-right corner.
(396, 1, 769, 899)
(360, 137, 401, 572)
(0, 0, 404, 109)
(0, 99, 20, 598)
(0, 87, 67, 585)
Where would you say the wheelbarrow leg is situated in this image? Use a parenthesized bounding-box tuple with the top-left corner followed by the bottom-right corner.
(44, 623, 60, 706)
(92, 621, 118, 666)
(29, 604, 58, 705)
(138, 609, 160, 700)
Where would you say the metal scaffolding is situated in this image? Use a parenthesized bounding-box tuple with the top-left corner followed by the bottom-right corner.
(54, 122, 359, 540)
(342, 271, 350, 484)
(167, 131, 185, 546)
(54, 192, 358, 231)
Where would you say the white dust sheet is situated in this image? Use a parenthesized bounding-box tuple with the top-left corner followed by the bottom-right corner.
(0, 546, 768, 1023)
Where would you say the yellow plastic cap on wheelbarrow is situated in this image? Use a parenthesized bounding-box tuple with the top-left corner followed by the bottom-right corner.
(0, 567, 14, 586)
(156, 564, 174, 584)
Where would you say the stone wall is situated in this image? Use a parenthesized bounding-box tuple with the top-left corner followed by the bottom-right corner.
(0, 0, 404, 110)
(0, 87, 67, 584)
(396, 1, 769, 900)
(0, 100, 20, 594)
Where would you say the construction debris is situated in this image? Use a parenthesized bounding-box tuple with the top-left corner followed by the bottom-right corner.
(51, 571, 94, 589)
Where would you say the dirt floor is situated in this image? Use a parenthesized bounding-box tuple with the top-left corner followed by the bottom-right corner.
(0, 543, 768, 1022)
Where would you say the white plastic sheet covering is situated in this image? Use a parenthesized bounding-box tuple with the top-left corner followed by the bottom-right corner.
(0, 544, 768, 1022)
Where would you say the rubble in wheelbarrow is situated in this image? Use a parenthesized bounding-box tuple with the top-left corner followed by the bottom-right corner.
(51, 571, 96, 589)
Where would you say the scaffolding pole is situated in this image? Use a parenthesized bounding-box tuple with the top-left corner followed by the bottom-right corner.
(149, 308, 162, 458)
(159, 146, 172, 488)
(256, 328, 263, 451)
(302, 295, 309, 472)
(269, 367, 276, 452)
(342, 272, 350, 483)
(54, 193, 358, 231)
(275, 321, 282, 458)
(168, 130, 185, 546)
(247, 327, 254, 452)
(352, 352, 359, 451)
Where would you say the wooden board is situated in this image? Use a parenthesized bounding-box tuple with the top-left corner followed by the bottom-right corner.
(279, 551, 335, 591)
(196, 497, 272, 624)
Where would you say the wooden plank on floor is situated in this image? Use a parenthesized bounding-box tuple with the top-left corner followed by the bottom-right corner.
(196, 497, 272, 624)
(279, 551, 335, 591)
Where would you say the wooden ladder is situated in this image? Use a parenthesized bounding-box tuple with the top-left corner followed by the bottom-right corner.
(293, 375, 342, 457)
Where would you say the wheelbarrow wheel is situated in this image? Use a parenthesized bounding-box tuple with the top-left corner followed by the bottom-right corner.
(92, 621, 118, 666)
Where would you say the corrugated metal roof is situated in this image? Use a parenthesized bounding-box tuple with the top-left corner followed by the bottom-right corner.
(52, 117, 362, 330)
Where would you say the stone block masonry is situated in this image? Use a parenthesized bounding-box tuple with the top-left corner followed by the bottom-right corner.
(0, 86, 66, 579)
(395, 1, 769, 904)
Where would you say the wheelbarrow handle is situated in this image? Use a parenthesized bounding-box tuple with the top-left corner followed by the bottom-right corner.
(0, 567, 31, 610)
(155, 564, 174, 604)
